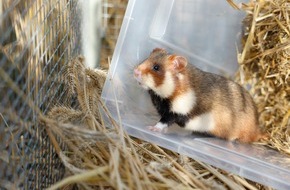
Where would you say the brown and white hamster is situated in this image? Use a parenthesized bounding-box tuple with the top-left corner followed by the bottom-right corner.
(134, 48, 264, 143)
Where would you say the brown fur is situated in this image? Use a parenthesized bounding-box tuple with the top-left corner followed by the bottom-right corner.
(137, 48, 264, 143)
(137, 60, 165, 87)
(190, 69, 263, 142)
(169, 70, 191, 101)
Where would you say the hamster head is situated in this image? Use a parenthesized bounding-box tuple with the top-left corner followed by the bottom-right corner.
(134, 48, 188, 98)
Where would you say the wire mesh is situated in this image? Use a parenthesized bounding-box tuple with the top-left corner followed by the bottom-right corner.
(0, 0, 81, 189)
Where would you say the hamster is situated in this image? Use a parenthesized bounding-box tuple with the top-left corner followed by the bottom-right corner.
(133, 48, 265, 143)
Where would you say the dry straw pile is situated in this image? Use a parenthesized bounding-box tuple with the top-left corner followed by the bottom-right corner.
(236, 0, 290, 154)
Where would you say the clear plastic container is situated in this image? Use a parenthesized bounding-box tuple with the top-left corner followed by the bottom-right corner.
(101, 0, 290, 189)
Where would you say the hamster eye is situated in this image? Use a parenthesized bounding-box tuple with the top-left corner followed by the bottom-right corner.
(152, 64, 160, 71)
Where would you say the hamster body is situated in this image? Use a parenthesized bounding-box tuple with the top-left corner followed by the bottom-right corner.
(134, 48, 264, 143)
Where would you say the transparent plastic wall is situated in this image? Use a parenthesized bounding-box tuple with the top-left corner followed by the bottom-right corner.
(101, 0, 290, 189)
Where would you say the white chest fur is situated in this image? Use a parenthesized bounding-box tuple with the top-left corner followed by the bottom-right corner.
(170, 89, 196, 115)
(184, 112, 215, 132)
(154, 71, 175, 98)
(143, 71, 175, 98)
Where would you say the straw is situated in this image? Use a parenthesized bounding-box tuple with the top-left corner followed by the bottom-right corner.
(236, 0, 290, 155)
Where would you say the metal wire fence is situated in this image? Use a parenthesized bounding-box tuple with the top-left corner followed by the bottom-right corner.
(0, 0, 81, 189)
(0, 0, 128, 188)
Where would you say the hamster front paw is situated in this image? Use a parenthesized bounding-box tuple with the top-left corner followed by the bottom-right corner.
(148, 122, 168, 133)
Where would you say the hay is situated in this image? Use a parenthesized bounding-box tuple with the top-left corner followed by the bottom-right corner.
(236, 0, 290, 155)
(42, 56, 267, 190)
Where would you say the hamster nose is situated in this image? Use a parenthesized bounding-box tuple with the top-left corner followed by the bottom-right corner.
(134, 68, 141, 77)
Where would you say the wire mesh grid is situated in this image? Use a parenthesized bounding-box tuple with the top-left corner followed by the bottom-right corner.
(0, 0, 81, 189)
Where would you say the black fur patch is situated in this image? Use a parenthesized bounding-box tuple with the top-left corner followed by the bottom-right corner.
(148, 90, 190, 127)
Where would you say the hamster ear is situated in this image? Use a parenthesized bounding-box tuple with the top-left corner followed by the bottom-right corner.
(152, 48, 167, 54)
(170, 55, 188, 72)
